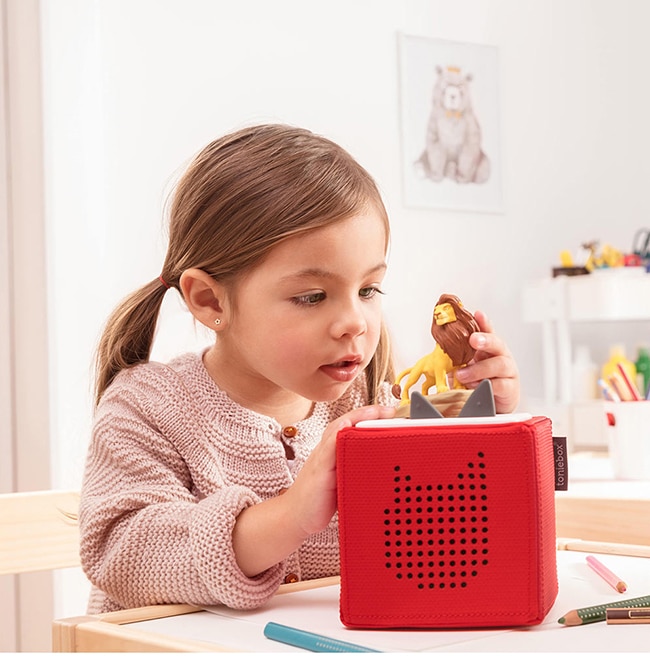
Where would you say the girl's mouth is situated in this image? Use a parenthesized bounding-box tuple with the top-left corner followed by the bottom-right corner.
(320, 357, 362, 383)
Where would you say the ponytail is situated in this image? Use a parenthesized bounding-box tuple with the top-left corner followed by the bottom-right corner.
(94, 279, 168, 406)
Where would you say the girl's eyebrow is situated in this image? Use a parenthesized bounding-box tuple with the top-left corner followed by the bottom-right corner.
(279, 262, 387, 283)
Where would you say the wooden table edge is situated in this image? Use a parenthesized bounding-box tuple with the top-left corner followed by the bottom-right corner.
(52, 577, 341, 652)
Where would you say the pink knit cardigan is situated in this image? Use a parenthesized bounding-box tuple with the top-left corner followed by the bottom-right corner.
(80, 351, 393, 613)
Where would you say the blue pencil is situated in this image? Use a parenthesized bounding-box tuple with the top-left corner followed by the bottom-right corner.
(264, 621, 381, 652)
(597, 378, 620, 402)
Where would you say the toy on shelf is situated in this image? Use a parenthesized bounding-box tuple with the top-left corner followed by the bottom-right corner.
(636, 346, 650, 398)
(554, 240, 631, 277)
(628, 227, 650, 268)
(392, 293, 495, 419)
(583, 240, 624, 270)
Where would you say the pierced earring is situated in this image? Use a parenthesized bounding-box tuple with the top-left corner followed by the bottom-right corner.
(214, 318, 222, 326)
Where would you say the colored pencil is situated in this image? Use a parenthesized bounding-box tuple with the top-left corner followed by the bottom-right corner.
(598, 378, 620, 402)
(608, 373, 633, 402)
(615, 362, 642, 401)
(556, 537, 650, 559)
(586, 555, 627, 593)
(558, 594, 650, 626)
(606, 608, 650, 624)
(264, 622, 381, 652)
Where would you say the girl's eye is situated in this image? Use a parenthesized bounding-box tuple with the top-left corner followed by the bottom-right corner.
(292, 292, 326, 306)
(360, 286, 384, 299)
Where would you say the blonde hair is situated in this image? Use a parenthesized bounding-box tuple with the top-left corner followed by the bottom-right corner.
(94, 124, 394, 405)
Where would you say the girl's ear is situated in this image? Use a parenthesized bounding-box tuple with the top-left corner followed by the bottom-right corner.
(179, 269, 228, 330)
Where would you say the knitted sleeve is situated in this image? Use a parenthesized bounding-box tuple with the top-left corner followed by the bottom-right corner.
(80, 367, 286, 611)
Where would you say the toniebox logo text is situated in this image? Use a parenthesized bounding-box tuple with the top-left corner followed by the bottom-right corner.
(553, 436, 568, 491)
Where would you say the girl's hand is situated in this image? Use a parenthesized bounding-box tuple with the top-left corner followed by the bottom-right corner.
(232, 404, 394, 577)
(454, 310, 520, 413)
(288, 404, 396, 537)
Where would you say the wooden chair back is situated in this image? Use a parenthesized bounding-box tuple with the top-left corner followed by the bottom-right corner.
(0, 489, 81, 575)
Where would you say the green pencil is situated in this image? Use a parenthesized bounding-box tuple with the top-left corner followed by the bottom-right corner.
(558, 594, 650, 626)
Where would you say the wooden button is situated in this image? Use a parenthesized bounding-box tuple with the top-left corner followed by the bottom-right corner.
(284, 573, 299, 584)
(282, 426, 298, 439)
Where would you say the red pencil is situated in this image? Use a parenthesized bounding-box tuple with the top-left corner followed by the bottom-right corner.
(616, 362, 642, 401)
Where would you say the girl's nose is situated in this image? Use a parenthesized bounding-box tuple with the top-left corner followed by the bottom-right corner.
(331, 300, 368, 339)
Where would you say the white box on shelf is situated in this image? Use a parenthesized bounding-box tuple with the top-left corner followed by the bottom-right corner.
(569, 401, 608, 450)
(606, 400, 650, 480)
(565, 269, 650, 321)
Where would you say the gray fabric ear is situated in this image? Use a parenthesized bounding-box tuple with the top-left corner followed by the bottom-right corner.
(409, 392, 444, 419)
(458, 379, 496, 418)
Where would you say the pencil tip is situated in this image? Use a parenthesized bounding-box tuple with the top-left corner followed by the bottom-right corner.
(558, 617, 565, 624)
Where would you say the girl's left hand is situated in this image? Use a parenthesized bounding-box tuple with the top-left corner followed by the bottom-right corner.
(454, 310, 520, 413)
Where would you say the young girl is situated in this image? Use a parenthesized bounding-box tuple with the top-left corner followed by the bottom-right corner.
(80, 124, 519, 614)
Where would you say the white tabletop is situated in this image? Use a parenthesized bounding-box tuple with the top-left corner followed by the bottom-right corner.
(134, 550, 650, 652)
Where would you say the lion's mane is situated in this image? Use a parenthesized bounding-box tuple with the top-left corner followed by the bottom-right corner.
(430, 293, 480, 367)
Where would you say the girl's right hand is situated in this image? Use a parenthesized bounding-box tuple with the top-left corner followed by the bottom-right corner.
(231, 404, 395, 577)
(288, 404, 396, 538)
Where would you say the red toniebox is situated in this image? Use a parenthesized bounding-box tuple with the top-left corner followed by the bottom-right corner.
(336, 414, 558, 628)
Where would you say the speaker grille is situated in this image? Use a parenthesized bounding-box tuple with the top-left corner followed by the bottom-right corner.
(382, 452, 489, 590)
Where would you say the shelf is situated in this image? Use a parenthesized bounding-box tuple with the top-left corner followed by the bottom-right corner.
(522, 271, 650, 449)
(523, 270, 650, 323)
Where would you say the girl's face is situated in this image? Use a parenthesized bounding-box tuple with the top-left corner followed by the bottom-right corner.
(210, 209, 388, 409)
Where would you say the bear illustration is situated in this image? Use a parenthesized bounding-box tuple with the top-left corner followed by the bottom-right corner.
(416, 65, 490, 184)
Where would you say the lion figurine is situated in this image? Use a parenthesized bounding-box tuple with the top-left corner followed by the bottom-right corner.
(416, 65, 490, 184)
(394, 293, 480, 404)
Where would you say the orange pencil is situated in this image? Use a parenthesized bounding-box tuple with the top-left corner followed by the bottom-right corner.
(608, 373, 633, 402)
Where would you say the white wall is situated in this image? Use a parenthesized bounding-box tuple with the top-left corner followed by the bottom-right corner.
(39, 0, 650, 615)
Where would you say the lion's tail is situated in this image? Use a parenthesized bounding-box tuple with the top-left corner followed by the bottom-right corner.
(394, 367, 412, 386)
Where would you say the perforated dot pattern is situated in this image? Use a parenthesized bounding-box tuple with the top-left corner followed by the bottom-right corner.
(382, 451, 488, 590)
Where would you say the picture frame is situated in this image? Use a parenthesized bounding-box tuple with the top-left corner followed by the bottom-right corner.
(398, 34, 503, 214)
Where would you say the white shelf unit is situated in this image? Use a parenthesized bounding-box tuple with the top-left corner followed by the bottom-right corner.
(522, 271, 650, 448)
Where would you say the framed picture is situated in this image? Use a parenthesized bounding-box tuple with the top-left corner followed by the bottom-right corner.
(398, 34, 503, 213)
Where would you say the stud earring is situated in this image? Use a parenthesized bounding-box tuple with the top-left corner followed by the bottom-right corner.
(214, 318, 222, 326)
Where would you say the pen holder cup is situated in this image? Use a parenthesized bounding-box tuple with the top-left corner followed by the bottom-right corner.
(336, 415, 558, 629)
(606, 401, 650, 480)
